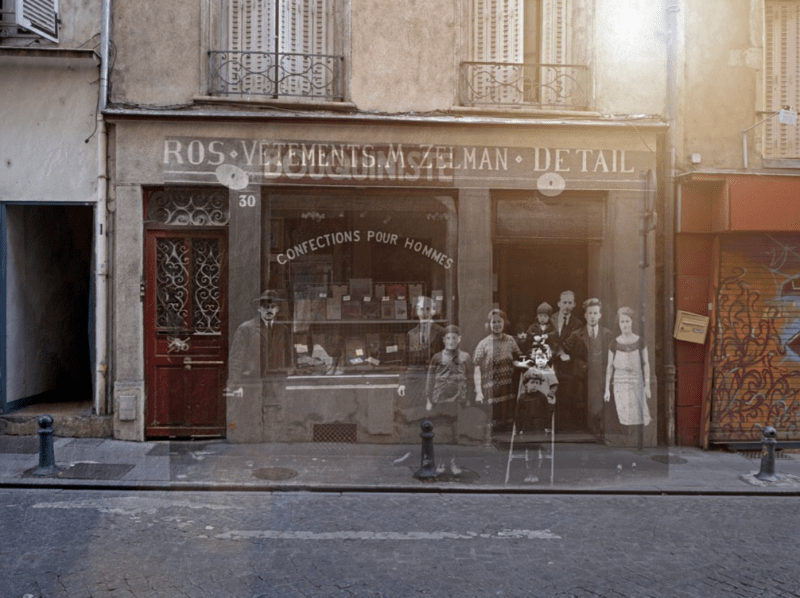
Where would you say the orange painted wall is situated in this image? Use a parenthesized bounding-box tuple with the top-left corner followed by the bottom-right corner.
(675, 233, 713, 445)
(728, 177, 800, 231)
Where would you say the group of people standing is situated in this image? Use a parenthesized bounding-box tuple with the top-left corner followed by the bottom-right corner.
(229, 289, 653, 443)
(415, 291, 652, 442)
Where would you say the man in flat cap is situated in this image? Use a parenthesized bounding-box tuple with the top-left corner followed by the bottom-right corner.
(228, 289, 292, 381)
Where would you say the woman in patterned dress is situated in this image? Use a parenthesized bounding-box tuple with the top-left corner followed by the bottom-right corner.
(603, 307, 651, 426)
(473, 309, 522, 429)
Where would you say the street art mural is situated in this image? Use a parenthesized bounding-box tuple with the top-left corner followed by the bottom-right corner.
(713, 235, 800, 441)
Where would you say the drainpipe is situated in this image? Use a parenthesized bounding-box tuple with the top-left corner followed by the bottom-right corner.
(664, 0, 679, 446)
(94, 0, 111, 415)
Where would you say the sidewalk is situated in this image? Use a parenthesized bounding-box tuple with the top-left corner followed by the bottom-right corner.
(3, 434, 800, 494)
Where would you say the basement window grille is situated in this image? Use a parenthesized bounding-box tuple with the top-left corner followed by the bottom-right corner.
(312, 423, 357, 443)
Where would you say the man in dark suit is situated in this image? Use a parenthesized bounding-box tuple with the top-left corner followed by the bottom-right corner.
(563, 298, 613, 438)
(550, 290, 584, 431)
(404, 296, 446, 368)
(228, 290, 292, 381)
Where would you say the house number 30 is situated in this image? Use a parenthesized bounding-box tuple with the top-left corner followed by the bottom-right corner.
(238, 194, 257, 207)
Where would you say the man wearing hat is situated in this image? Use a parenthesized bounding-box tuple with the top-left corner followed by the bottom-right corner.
(228, 289, 292, 381)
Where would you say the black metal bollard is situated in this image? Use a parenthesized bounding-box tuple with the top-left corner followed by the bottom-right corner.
(755, 426, 778, 482)
(414, 419, 440, 480)
(33, 415, 59, 477)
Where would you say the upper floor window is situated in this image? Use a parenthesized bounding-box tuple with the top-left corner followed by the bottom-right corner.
(0, 0, 59, 43)
(209, 0, 344, 101)
(765, 1, 800, 160)
(461, 0, 588, 109)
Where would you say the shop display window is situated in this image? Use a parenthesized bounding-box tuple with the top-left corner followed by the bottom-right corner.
(243, 189, 458, 377)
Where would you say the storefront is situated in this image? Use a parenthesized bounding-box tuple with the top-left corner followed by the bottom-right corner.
(677, 174, 800, 446)
(111, 118, 663, 448)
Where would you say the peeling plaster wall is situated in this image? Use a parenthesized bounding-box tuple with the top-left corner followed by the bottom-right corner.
(681, 0, 760, 170)
(350, 0, 457, 111)
(593, 0, 667, 116)
(110, 0, 201, 107)
(0, 60, 98, 203)
(108, 0, 667, 117)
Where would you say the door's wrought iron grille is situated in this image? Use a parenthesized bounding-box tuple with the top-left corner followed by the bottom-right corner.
(192, 239, 222, 335)
(156, 239, 190, 333)
(156, 238, 222, 335)
(460, 62, 589, 109)
(209, 51, 344, 100)
(147, 189, 230, 226)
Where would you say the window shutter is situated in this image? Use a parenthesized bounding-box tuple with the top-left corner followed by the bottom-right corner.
(471, 0, 522, 63)
(280, 0, 331, 95)
(14, 0, 58, 42)
(471, 0, 522, 103)
(541, 0, 570, 65)
(765, 1, 800, 159)
(224, 0, 336, 98)
(228, 0, 274, 95)
(540, 0, 571, 105)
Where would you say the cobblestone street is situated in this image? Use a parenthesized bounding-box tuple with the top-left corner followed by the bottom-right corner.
(2, 488, 799, 597)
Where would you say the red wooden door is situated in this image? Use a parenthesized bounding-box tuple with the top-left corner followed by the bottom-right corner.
(144, 229, 228, 437)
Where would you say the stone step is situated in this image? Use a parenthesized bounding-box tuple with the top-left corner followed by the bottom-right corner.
(0, 402, 112, 438)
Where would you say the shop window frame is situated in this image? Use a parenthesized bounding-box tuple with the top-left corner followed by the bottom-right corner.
(259, 186, 459, 376)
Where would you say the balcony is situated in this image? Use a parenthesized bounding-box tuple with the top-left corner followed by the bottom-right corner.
(460, 62, 590, 110)
(209, 51, 344, 101)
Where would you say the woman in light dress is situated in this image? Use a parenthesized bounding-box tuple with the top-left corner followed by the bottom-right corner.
(603, 307, 651, 426)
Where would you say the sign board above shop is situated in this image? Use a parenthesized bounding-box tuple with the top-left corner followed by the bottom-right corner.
(163, 137, 654, 195)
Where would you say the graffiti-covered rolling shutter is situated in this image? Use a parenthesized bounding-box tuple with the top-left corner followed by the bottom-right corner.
(711, 234, 800, 442)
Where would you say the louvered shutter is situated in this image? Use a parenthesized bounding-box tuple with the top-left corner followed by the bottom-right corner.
(471, 0, 523, 103)
(765, 1, 800, 159)
(228, 0, 275, 96)
(281, 0, 331, 96)
(14, 0, 58, 42)
(472, 0, 522, 63)
(540, 0, 571, 105)
(228, 0, 333, 97)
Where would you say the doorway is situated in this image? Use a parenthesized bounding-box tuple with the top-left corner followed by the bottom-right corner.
(144, 228, 228, 437)
(496, 241, 590, 434)
(1, 204, 94, 413)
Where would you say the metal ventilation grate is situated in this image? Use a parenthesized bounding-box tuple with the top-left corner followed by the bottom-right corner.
(312, 423, 357, 443)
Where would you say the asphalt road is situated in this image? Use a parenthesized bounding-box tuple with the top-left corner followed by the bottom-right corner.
(2, 489, 799, 598)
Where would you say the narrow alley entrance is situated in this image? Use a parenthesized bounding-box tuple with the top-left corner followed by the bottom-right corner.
(1, 204, 94, 413)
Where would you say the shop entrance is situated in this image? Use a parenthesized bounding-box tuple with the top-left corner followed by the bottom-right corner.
(144, 228, 228, 437)
(496, 241, 590, 435)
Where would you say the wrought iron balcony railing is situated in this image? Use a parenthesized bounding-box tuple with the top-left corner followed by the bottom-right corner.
(460, 62, 590, 109)
(209, 50, 344, 100)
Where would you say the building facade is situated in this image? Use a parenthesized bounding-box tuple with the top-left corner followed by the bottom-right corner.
(0, 0, 107, 431)
(675, 0, 800, 447)
(87, 1, 670, 450)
